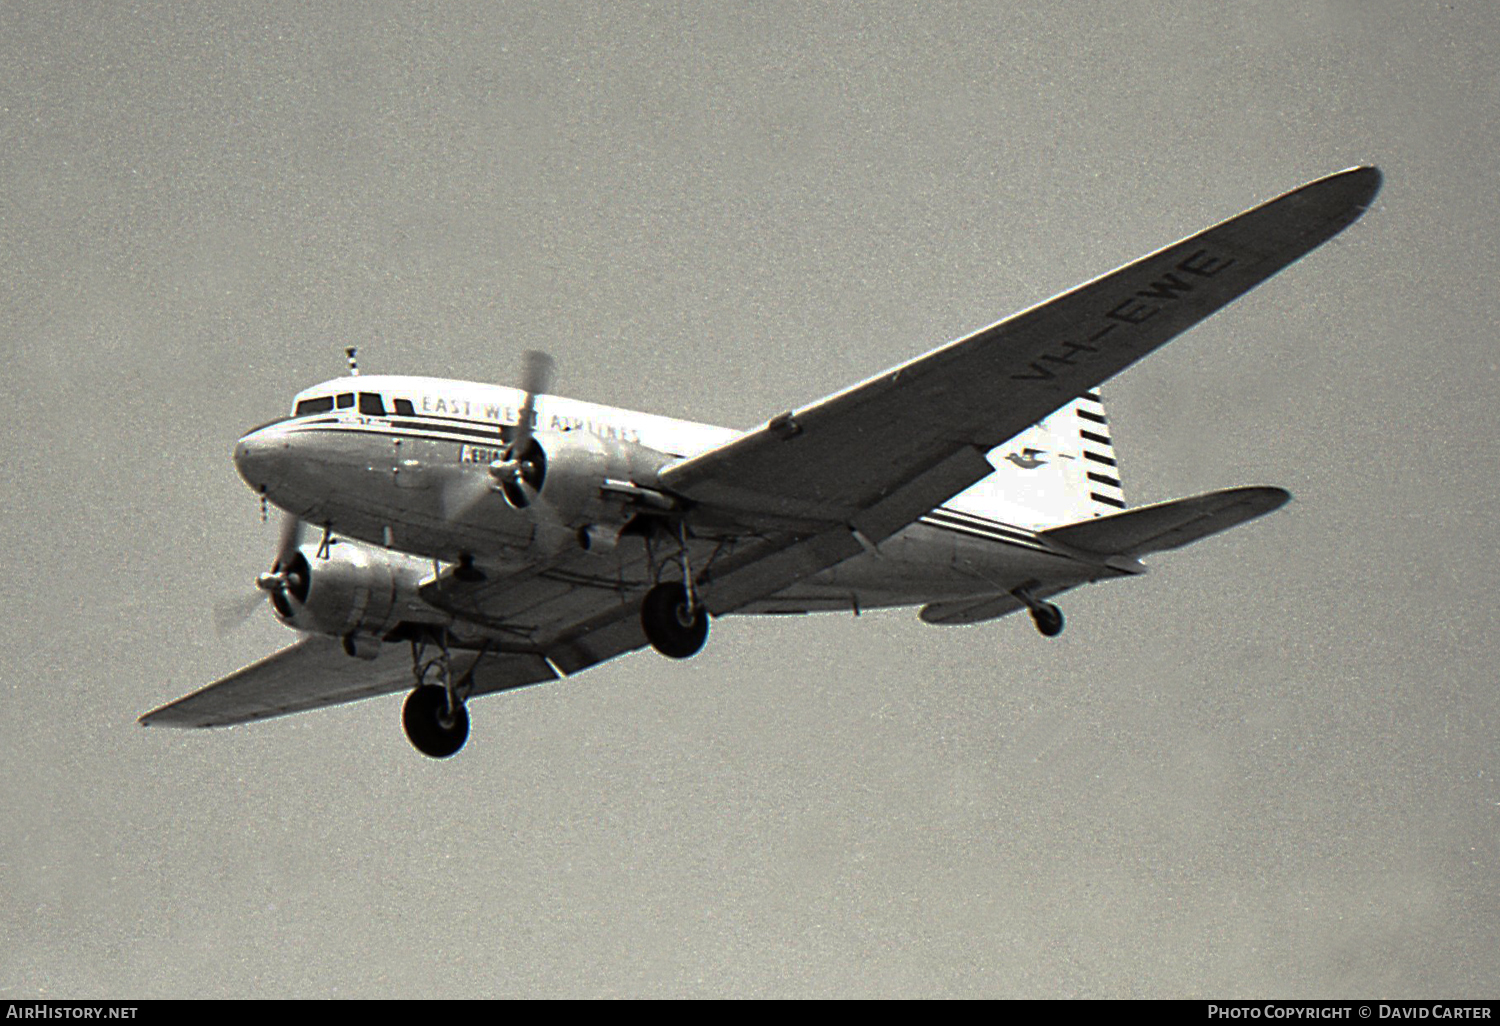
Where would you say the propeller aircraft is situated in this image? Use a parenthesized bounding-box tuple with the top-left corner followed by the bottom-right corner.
(140, 167, 1381, 757)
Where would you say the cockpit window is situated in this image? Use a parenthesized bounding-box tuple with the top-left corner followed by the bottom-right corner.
(295, 396, 335, 416)
(358, 392, 386, 416)
(393, 398, 415, 416)
(336, 392, 355, 409)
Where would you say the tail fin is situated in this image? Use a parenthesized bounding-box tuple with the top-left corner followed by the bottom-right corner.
(942, 389, 1127, 529)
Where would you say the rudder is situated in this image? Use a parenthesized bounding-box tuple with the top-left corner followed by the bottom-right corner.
(942, 389, 1127, 529)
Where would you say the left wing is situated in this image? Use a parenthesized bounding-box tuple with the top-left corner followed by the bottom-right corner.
(663, 168, 1380, 534)
(665, 168, 1379, 616)
(139, 636, 556, 728)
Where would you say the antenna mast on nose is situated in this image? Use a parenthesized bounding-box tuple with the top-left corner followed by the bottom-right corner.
(345, 346, 360, 376)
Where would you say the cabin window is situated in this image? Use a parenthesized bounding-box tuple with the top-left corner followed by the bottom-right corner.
(358, 392, 386, 416)
(336, 393, 355, 409)
(295, 396, 335, 416)
(393, 398, 416, 416)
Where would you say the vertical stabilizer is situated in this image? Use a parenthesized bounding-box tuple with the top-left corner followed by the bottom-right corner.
(941, 389, 1126, 529)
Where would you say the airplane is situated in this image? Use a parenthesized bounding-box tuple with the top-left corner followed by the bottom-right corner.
(140, 166, 1381, 758)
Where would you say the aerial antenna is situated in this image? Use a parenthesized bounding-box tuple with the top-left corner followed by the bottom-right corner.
(345, 346, 360, 376)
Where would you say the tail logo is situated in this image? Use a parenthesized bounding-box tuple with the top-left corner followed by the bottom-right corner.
(1005, 447, 1048, 470)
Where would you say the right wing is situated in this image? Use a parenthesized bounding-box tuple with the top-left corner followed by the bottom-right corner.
(143, 564, 668, 728)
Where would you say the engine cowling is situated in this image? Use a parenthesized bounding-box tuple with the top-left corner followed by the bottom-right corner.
(506, 429, 677, 545)
(266, 540, 445, 641)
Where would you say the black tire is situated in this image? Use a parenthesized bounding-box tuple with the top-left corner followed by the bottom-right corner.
(1032, 603, 1064, 638)
(402, 685, 470, 758)
(641, 581, 709, 659)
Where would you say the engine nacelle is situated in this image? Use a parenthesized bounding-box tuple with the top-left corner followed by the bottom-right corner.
(268, 540, 445, 641)
(513, 430, 677, 541)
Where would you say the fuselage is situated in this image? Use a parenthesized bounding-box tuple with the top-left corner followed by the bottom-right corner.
(234, 374, 1125, 620)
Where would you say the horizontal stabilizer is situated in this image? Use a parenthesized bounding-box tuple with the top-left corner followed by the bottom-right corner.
(1042, 486, 1290, 559)
(920, 592, 1027, 626)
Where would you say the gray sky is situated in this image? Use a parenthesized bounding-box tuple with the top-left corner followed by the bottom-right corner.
(3, 0, 1497, 998)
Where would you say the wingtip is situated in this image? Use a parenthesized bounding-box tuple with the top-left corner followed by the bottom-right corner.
(1271, 166, 1382, 238)
(1209, 485, 1293, 516)
(1346, 164, 1383, 206)
(1263, 485, 1294, 511)
(1323, 165, 1383, 211)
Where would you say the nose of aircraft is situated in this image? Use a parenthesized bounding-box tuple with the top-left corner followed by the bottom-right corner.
(233, 422, 293, 492)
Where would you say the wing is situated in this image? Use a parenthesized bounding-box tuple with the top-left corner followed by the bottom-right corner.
(663, 167, 1380, 533)
(420, 564, 657, 677)
(139, 636, 556, 728)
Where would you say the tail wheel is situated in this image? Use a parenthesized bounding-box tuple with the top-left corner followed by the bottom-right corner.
(1031, 603, 1064, 638)
(402, 684, 470, 758)
(641, 581, 709, 659)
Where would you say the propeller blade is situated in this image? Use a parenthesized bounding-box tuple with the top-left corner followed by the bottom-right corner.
(277, 512, 305, 565)
(510, 349, 554, 459)
(443, 350, 556, 524)
(213, 590, 267, 637)
(440, 468, 497, 523)
(218, 509, 311, 636)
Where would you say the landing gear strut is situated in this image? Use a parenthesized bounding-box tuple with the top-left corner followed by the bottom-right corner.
(402, 630, 471, 758)
(1012, 586, 1065, 638)
(641, 521, 710, 659)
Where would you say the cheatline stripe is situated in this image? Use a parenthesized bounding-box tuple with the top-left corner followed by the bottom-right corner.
(930, 507, 1044, 544)
(389, 418, 508, 440)
(397, 413, 524, 431)
(286, 420, 691, 460)
(289, 422, 510, 447)
(287, 412, 518, 436)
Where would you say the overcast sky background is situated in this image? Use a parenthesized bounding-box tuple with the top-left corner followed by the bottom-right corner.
(2, 0, 1497, 998)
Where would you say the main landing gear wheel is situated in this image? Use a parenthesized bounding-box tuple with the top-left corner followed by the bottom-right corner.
(1031, 602, 1064, 638)
(641, 581, 709, 659)
(403, 684, 470, 759)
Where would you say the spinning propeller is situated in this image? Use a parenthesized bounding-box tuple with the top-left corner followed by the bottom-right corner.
(213, 512, 310, 634)
(442, 349, 555, 521)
